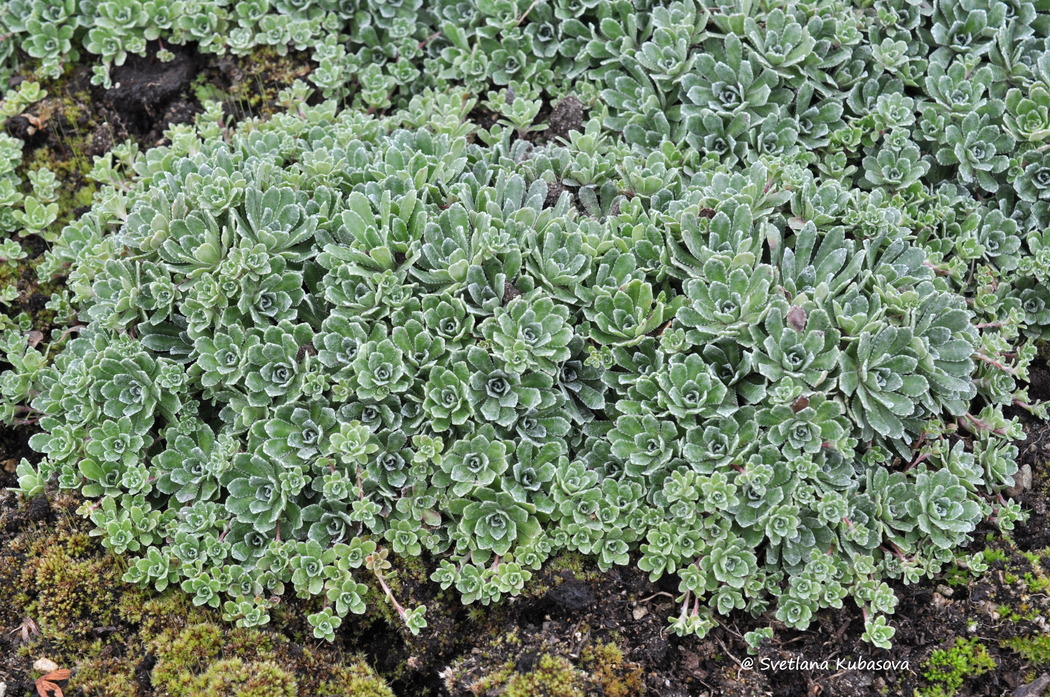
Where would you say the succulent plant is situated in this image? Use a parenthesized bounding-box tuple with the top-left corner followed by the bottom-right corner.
(4, 0, 1046, 650)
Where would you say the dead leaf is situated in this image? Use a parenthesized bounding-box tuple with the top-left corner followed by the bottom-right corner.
(20, 618, 40, 643)
(35, 680, 62, 697)
(24, 113, 47, 136)
(787, 305, 807, 332)
(34, 666, 70, 697)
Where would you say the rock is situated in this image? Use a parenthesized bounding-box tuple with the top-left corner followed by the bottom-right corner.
(1005, 465, 1033, 499)
(975, 600, 999, 618)
(1, 680, 6, 697)
(632, 606, 648, 621)
(1013, 673, 1050, 697)
(33, 657, 58, 673)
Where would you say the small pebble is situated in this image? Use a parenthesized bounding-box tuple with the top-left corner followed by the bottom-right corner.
(975, 600, 1000, 619)
(1004, 464, 1033, 499)
(1, 680, 6, 697)
(632, 606, 649, 620)
(33, 658, 58, 673)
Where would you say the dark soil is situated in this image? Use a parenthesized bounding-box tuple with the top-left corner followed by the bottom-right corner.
(4, 114, 49, 148)
(1027, 361, 1050, 402)
(8, 47, 198, 168)
(100, 43, 200, 142)
(546, 95, 585, 141)
(0, 424, 33, 479)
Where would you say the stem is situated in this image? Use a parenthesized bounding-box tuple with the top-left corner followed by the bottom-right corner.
(974, 351, 1017, 374)
(922, 261, 950, 276)
(962, 412, 1009, 437)
(44, 326, 85, 357)
(375, 571, 407, 619)
(417, 31, 440, 49)
(515, 0, 543, 26)
(883, 540, 906, 560)
(906, 452, 929, 470)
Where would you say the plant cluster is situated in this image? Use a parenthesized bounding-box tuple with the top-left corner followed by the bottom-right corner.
(0, 79, 65, 260)
(0, 0, 676, 103)
(2, 0, 1049, 649)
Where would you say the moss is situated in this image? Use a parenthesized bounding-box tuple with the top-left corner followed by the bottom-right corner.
(461, 653, 587, 697)
(979, 543, 1007, 565)
(443, 626, 643, 697)
(1002, 635, 1050, 666)
(503, 654, 586, 697)
(149, 623, 293, 697)
(17, 92, 99, 222)
(117, 587, 209, 638)
(545, 552, 600, 582)
(941, 566, 970, 588)
(150, 622, 226, 695)
(149, 619, 395, 697)
(193, 658, 296, 697)
(64, 655, 138, 697)
(1022, 570, 1050, 594)
(0, 498, 395, 697)
(23, 142, 96, 216)
(918, 638, 997, 697)
(20, 520, 124, 645)
(461, 659, 516, 694)
(318, 662, 396, 697)
(198, 45, 314, 125)
(580, 642, 645, 697)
